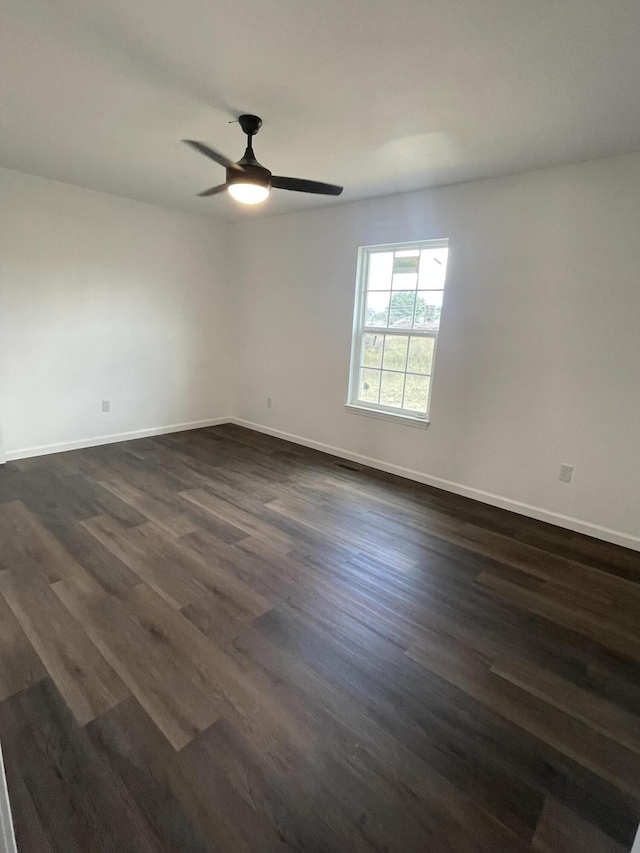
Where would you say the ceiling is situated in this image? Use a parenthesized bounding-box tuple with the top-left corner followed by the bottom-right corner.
(2, 0, 640, 220)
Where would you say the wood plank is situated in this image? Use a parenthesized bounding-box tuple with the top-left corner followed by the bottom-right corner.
(491, 657, 640, 754)
(532, 797, 626, 853)
(0, 749, 55, 853)
(183, 529, 297, 602)
(87, 697, 254, 853)
(321, 470, 640, 593)
(98, 475, 199, 537)
(253, 604, 547, 841)
(0, 593, 46, 703)
(82, 516, 272, 624)
(406, 629, 640, 800)
(180, 488, 293, 553)
(265, 495, 418, 571)
(81, 515, 204, 609)
(129, 522, 272, 618)
(0, 568, 128, 725)
(123, 584, 312, 764)
(42, 518, 141, 596)
(478, 570, 640, 660)
(53, 572, 221, 750)
(0, 679, 164, 853)
(0, 500, 84, 583)
(20, 468, 146, 529)
(232, 623, 535, 853)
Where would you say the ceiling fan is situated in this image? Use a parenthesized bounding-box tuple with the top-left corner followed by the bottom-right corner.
(183, 114, 343, 205)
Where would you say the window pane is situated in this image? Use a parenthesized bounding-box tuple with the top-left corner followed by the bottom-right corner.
(414, 290, 444, 330)
(362, 333, 383, 368)
(403, 374, 430, 412)
(367, 252, 393, 290)
(391, 272, 418, 290)
(382, 335, 408, 371)
(380, 371, 405, 408)
(407, 337, 434, 375)
(365, 291, 390, 327)
(359, 368, 380, 403)
(419, 248, 448, 289)
(388, 291, 416, 328)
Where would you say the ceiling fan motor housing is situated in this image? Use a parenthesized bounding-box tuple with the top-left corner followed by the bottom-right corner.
(227, 162, 271, 190)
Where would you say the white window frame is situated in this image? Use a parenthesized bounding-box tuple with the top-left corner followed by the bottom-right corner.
(346, 239, 449, 428)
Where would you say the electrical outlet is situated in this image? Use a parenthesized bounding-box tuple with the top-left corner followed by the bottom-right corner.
(102, 400, 111, 413)
(558, 464, 573, 483)
(266, 397, 272, 409)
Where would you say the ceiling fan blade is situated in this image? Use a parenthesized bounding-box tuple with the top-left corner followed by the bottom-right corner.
(271, 176, 343, 196)
(197, 184, 227, 197)
(182, 140, 243, 171)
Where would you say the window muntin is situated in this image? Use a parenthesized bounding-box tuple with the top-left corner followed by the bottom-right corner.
(348, 240, 449, 421)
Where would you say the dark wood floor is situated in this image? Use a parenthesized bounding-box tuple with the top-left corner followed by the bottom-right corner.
(0, 424, 638, 852)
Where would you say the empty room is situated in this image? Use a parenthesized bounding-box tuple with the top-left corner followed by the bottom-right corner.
(0, 1, 639, 851)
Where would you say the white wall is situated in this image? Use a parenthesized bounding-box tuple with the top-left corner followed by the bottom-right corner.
(0, 168, 232, 457)
(2, 154, 638, 549)
(232, 153, 640, 549)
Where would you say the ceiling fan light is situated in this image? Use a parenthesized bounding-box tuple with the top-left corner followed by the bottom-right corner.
(227, 181, 270, 205)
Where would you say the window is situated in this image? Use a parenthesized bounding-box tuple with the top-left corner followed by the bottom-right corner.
(347, 240, 449, 426)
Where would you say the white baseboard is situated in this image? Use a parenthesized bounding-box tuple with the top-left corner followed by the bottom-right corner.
(230, 417, 640, 553)
(5, 414, 638, 553)
(4, 417, 230, 462)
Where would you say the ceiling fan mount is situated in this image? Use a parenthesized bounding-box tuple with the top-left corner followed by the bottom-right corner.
(182, 115, 343, 205)
(237, 114, 262, 137)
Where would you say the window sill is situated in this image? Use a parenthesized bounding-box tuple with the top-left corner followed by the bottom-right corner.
(344, 404, 430, 429)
